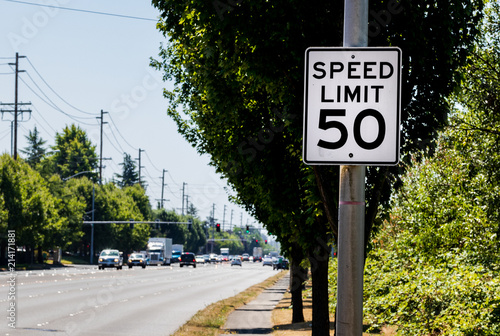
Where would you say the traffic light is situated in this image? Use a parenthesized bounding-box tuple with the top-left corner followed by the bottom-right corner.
(246, 225, 250, 233)
(216, 223, 221, 232)
(265, 240, 268, 244)
(255, 239, 259, 243)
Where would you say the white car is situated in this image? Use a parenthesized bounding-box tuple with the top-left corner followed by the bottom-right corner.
(231, 258, 242, 266)
(262, 256, 273, 266)
(195, 255, 205, 264)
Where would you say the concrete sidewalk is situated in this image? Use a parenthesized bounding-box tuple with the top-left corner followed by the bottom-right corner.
(220, 272, 289, 335)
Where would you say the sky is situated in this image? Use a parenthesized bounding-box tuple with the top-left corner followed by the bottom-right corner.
(0, 0, 261, 231)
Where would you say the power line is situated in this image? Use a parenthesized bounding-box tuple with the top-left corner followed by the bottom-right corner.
(17, 72, 96, 126)
(105, 123, 126, 154)
(144, 151, 162, 173)
(22, 70, 94, 120)
(107, 113, 137, 151)
(103, 132, 124, 155)
(25, 57, 97, 116)
(3, 0, 158, 22)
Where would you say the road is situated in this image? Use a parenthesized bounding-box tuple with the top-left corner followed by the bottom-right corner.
(0, 262, 277, 336)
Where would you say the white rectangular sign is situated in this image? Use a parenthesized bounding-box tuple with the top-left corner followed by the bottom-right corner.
(303, 47, 401, 165)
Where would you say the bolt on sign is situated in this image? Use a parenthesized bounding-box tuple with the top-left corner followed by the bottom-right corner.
(303, 47, 402, 165)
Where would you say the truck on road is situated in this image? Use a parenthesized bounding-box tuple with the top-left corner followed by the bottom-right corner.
(220, 247, 229, 261)
(253, 247, 263, 262)
(147, 238, 172, 266)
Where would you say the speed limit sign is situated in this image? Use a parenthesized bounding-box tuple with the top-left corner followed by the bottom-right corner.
(303, 47, 401, 165)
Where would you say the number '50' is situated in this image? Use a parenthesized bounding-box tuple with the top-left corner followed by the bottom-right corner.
(317, 109, 386, 150)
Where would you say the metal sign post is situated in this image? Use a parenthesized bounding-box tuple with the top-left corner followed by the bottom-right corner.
(302, 0, 401, 334)
(337, 1, 367, 335)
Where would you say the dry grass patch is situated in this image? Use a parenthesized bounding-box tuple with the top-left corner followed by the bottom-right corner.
(171, 271, 288, 336)
(271, 283, 396, 336)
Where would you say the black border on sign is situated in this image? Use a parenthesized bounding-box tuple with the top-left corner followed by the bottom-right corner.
(302, 47, 402, 166)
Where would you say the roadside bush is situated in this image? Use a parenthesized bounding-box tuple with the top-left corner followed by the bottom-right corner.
(362, 250, 500, 335)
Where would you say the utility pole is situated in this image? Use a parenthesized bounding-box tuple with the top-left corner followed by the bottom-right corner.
(0, 53, 30, 160)
(13, 53, 22, 160)
(161, 169, 166, 208)
(157, 169, 169, 209)
(211, 203, 216, 253)
(230, 209, 233, 231)
(336, 0, 368, 335)
(222, 204, 226, 231)
(181, 182, 187, 215)
(97, 110, 108, 184)
(136, 148, 145, 187)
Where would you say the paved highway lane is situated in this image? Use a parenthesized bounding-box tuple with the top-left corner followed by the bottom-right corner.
(0, 262, 277, 336)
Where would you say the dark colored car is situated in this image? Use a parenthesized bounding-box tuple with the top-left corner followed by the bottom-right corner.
(272, 257, 289, 270)
(127, 253, 148, 268)
(180, 252, 196, 268)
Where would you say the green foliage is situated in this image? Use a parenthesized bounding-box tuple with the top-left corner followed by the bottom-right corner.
(50, 124, 98, 181)
(115, 153, 139, 187)
(362, 252, 500, 335)
(123, 183, 153, 221)
(352, 6, 500, 334)
(0, 154, 65, 250)
(151, 209, 206, 253)
(20, 126, 47, 167)
(388, 144, 498, 265)
(213, 230, 245, 255)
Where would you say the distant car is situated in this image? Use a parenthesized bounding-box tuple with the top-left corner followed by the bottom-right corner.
(209, 253, 218, 263)
(262, 256, 273, 266)
(172, 250, 182, 263)
(127, 253, 148, 269)
(98, 249, 123, 270)
(231, 258, 242, 267)
(242, 253, 250, 261)
(195, 255, 205, 264)
(273, 257, 289, 270)
(203, 254, 210, 263)
(180, 252, 196, 268)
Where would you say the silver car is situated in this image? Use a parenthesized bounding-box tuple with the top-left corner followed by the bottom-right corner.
(98, 249, 123, 270)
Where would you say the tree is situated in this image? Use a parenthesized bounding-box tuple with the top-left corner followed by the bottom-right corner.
(51, 124, 98, 181)
(115, 153, 139, 187)
(123, 183, 152, 221)
(0, 154, 65, 263)
(450, 0, 500, 229)
(151, 0, 482, 333)
(187, 203, 198, 217)
(20, 126, 47, 167)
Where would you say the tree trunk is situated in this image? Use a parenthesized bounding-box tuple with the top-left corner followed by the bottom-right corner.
(309, 235, 331, 336)
(290, 243, 307, 323)
(37, 246, 43, 264)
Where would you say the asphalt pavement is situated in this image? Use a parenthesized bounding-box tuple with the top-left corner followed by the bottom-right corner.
(220, 272, 289, 335)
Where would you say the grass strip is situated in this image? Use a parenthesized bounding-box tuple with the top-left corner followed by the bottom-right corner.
(171, 270, 289, 336)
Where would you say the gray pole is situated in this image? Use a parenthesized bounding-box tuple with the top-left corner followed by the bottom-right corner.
(97, 110, 108, 184)
(222, 205, 226, 231)
(137, 148, 145, 187)
(181, 182, 186, 215)
(211, 203, 215, 253)
(230, 209, 233, 231)
(90, 184, 95, 264)
(13, 53, 18, 160)
(336, 0, 368, 335)
(161, 169, 166, 208)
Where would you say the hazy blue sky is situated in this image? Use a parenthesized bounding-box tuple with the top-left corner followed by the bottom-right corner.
(0, 0, 259, 229)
